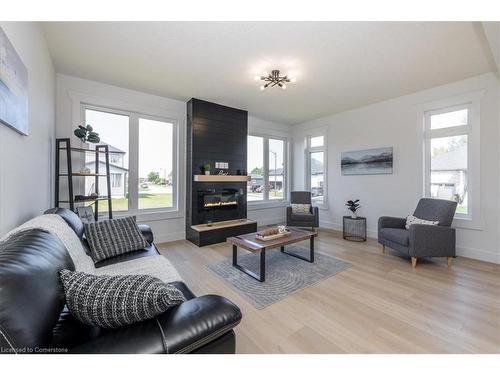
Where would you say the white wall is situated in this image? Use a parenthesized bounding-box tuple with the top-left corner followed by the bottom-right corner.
(0, 22, 55, 236)
(292, 73, 500, 264)
(56, 74, 290, 242)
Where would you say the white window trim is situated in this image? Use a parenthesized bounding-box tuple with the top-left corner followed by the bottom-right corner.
(247, 134, 289, 206)
(305, 134, 327, 209)
(421, 90, 484, 230)
(70, 91, 184, 221)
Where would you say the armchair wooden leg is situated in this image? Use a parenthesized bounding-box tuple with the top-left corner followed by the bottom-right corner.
(382, 244, 385, 254)
(447, 257, 453, 268)
(411, 257, 417, 268)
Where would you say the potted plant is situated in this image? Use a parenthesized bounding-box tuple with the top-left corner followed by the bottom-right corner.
(345, 199, 361, 218)
(74, 124, 100, 144)
(203, 164, 211, 175)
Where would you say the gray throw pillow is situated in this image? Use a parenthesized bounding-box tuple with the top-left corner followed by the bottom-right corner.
(84, 216, 148, 263)
(59, 269, 186, 329)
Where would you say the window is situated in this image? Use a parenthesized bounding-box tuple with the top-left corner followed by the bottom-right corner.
(425, 105, 470, 217)
(306, 135, 326, 205)
(138, 118, 174, 210)
(84, 109, 129, 212)
(247, 136, 264, 201)
(83, 106, 178, 215)
(247, 135, 287, 202)
(269, 139, 285, 200)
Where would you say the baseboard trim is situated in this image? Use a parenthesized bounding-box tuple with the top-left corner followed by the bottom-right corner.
(319, 220, 500, 264)
(155, 230, 185, 244)
(456, 246, 500, 264)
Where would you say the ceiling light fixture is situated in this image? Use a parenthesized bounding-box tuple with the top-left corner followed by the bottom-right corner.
(255, 70, 296, 91)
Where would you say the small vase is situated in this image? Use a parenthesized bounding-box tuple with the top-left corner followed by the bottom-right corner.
(205, 171, 210, 175)
(351, 212, 357, 219)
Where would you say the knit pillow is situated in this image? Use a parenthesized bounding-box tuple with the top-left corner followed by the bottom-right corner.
(291, 203, 311, 214)
(59, 269, 186, 329)
(84, 216, 148, 263)
(405, 215, 439, 229)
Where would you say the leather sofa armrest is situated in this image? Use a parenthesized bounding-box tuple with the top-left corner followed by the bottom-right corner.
(70, 294, 242, 354)
(138, 224, 154, 244)
(311, 206, 319, 227)
(409, 224, 456, 257)
(378, 216, 406, 230)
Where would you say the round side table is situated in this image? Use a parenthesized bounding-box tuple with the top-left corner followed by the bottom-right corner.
(343, 216, 367, 242)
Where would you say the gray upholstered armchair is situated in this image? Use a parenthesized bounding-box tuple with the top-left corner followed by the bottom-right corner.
(378, 198, 457, 268)
(286, 191, 319, 230)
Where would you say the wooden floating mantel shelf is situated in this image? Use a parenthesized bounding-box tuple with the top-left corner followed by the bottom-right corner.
(193, 175, 251, 182)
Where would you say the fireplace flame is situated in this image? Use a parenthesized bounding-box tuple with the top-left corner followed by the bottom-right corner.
(204, 201, 238, 208)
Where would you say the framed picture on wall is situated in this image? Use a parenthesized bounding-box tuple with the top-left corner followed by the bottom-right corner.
(341, 147, 393, 175)
(0, 26, 29, 135)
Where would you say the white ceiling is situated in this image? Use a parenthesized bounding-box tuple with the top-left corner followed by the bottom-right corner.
(41, 22, 493, 125)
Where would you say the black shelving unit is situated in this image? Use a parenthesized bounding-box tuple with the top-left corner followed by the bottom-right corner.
(55, 138, 113, 221)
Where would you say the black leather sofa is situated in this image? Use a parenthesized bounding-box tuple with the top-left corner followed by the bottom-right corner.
(0, 208, 242, 354)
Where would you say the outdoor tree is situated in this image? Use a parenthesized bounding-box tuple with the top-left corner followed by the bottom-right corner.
(147, 171, 160, 184)
(251, 167, 263, 175)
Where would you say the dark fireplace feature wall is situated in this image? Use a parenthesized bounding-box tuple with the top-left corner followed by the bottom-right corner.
(186, 98, 257, 246)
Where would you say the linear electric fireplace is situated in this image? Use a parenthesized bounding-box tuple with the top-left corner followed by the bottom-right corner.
(185, 99, 257, 246)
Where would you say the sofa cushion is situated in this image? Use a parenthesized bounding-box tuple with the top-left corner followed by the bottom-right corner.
(379, 228, 409, 246)
(96, 254, 182, 283)
(93, 243, 159, 268)
(60, 270, 186, 329)
(44, 208, 85, 239)
(84, 216, 148, 263)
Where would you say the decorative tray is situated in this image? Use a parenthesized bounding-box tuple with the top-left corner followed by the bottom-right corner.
(256, 230, 291, 241)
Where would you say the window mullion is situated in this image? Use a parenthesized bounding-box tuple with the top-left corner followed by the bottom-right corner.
(128, 114, 139, 213)
(263, 137, 269, 201)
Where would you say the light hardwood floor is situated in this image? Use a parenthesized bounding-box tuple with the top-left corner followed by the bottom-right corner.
(157, 229, 500, 353)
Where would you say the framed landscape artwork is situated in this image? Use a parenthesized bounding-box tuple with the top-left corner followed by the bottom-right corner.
(0, 26, 28, 135)
(341, 147, 393, 175)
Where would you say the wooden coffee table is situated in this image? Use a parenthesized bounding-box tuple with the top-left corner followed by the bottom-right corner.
(227, 228, 317, 282)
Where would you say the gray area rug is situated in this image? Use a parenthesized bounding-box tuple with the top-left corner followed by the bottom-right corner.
(207, 245, 352, 309)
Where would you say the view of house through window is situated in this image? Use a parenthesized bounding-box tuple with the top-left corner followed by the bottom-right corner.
(138, 118, 174, 209)
(247, 135, 286, 202)
(307, 135, 325, 204)
(426, 106, 470, 216)
(84, 109, 129, 212)
(269, 138, 284, 200)
(247, 135, 264, 201)
(310, 151, 324, 204)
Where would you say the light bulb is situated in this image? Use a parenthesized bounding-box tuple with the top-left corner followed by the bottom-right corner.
(290, 77, 297, 83)
(262, 71, 269, 77)
(260, 85, 266, 91)
(281, 84, 287, 90)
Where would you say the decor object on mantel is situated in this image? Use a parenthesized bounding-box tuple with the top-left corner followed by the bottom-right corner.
(0, 27, 29, 135)
(74, 124, 100, 143)
(345, 199, 361, 218)
(255, 69, 297, 91)
(203, 163, 211, 175)
(341, 147, 393, 175)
